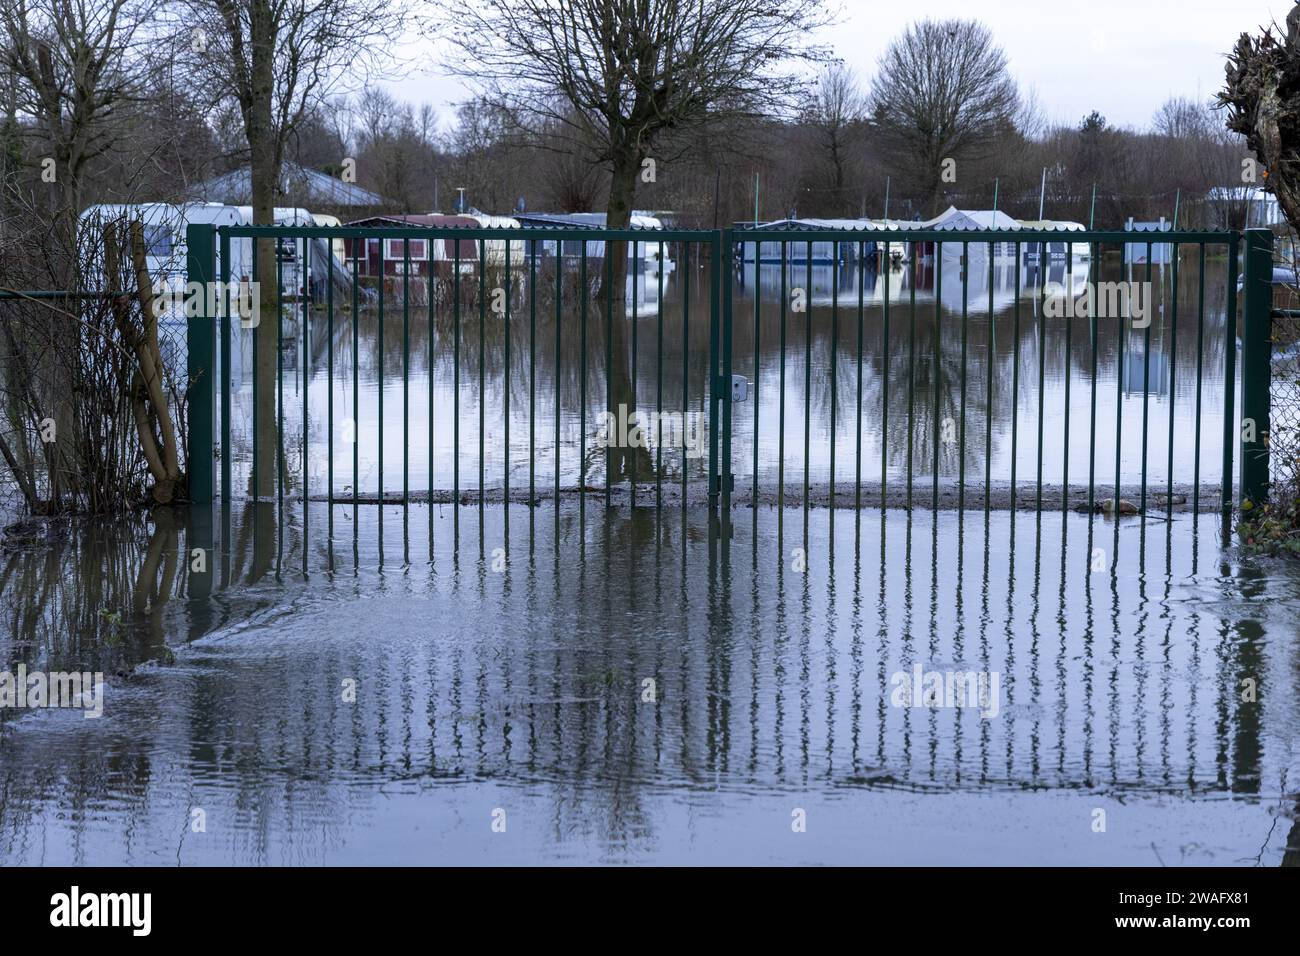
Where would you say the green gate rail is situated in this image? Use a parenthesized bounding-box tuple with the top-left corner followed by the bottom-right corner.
(182, 223, 1267, 524)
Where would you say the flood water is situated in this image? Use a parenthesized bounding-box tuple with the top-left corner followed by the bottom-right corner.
(2, 502, 1299, 865)
(4, 243, 1296, 867)
(213, 247, 1238, 502)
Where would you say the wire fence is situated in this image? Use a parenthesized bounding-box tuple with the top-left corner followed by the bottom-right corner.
(1270, 231, 1300, 508)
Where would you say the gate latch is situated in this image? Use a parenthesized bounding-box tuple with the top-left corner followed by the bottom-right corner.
(731, 375, 749, 403)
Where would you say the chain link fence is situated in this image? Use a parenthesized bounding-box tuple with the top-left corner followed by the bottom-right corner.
(1266, 225, 1300, 539)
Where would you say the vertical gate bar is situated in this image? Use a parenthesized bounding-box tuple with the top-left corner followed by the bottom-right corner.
(529, 240, 537, 507)
(1114, 245, 1126, 509)
(721, 229, 734, 513)
(1221, 231, 1239, 514)
(1088, 240, 1099, 512)
(478, 237, 486, 509)
(436, 236, 441, 528)
(504, 237, 511, 517)
(682, 242, 690, 508)
(803, 240, 812, 515)
(1241, 227, 1273, 509)
(631, 240, 639, 504)
(530, 240, 537, 508)
(959, 239, 968, 511)
(708, 230, 720, 509)
(352, 246, 359, 509)
(908, 241, 916, 508)
(754, 238, 761, 510)
(579, 244, 587, 518)
(1011, 240, 1020, 506)
(277, 247, 284, 505)
(779, 240, 787, 516)
(1063, 237, 1073, 512)
(326, 234, 333, 508)
(933, 239, 942, 512)
(879, 239, 887, 510)
(303, 235, 311, 512)
(657, 238, 665, 513)
(605, 242, 613, 504)
(830, 240, 839, 510)
(554, 238, 562, 503)
(454, 239, 461, 510)
(249, 235, 257, 496)
(377, 240, 384, 504)
(185, 223, 215, 504)
(251, 237, 259, 498)
(1141, 243, 1152, 514)
(1167, 240, 1179, 516)
(852, 238, 863, 509)
(1193, 241, 1206, 515)
(219, 230, 231, 504)
(985, 238, 994, 513)
(403, 238, 410, 505)
(1035, 249, 1045, 513)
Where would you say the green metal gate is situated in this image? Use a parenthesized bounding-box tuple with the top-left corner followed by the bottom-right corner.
(184, 223, 1272, 520)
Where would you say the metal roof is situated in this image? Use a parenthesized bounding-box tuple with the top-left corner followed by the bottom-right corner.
(190, 162, 388, 207)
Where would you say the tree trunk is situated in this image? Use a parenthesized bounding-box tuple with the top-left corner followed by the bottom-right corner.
(249, 0, 278, 499)
(602, 155, 653, 488)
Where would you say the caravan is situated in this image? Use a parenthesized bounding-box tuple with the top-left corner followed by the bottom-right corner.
(78, 202, 254, 297)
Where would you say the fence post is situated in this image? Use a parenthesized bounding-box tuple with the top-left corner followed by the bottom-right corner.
(1240, 227, 1273, 513)
(186, 223, 216, 504)
(708, 229, 721, 510)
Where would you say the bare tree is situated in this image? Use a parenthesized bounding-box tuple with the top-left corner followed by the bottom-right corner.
(803, 63, 867, 215)
(870, 19, 1020, 216)
(447, 0, 832, 231)
(1154, 96, 1215, 140)
(177, 0, 414, 496)
(1, 0, 160, 267)
(448, 0, 831, 483)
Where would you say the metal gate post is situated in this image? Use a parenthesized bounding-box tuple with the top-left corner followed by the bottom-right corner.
(186, 223, 216, 504)
(708, 229, 721, 510)
(1240, 227, 1273, 512)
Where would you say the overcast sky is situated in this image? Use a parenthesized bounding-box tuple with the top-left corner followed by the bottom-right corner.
(382, 0, 1295, 133)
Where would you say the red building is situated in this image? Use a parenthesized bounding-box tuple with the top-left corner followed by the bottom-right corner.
(342, 214, 481, 278)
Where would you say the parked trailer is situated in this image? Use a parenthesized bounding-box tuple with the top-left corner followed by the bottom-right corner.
(79, 202, 254, 296)
(516, 212, 675, 272)
(342, 214, 481, 277)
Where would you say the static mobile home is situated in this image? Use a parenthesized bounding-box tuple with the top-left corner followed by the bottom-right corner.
(1015, 219, 1091, 263)
(739, 219, 885, 266)
(461, 212, 527, 267)
(516, 212, 673, 271)
(79, 202, 255, 296)
(342, 214, 481, 278)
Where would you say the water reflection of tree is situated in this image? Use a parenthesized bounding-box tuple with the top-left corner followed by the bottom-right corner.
(0, 512, 185, 678)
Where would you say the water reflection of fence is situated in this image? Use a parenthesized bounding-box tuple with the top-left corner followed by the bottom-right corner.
(0, 507, 1278, 863)
(184, 226, 1272, 526)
